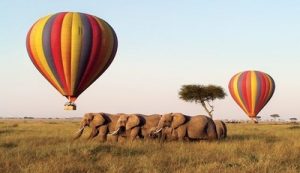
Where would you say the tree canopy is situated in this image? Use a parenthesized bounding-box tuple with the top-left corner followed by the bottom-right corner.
(179, 84, 226, 118)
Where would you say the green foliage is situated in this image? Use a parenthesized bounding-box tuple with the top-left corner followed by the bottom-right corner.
(179, 84, 226, 103)
(270, 114, 280, 118)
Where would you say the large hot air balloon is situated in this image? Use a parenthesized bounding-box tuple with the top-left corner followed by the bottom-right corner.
(26, 12, 118, 110)
(228, 70, 275, 122)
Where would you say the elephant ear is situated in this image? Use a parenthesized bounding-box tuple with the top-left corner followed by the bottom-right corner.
(91, 113, 106, 127)
(171, 113, 186, 129)
(126, 114, 140, 130)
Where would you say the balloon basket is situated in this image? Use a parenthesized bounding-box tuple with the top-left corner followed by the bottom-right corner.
(64, 102, 76, 110)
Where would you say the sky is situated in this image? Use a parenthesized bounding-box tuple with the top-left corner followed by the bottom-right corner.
(0, 1, 299, 120)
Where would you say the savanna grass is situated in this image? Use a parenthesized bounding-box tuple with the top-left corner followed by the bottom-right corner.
(0, 120, 299, 173)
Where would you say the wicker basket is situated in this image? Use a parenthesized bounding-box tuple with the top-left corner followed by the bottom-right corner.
(64, 105, 76, 110)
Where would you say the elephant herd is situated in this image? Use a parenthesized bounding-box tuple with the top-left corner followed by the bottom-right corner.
(74, 113, 227, 142)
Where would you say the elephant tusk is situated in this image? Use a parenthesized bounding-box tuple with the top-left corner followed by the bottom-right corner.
(74, 126, 85, 134)
(109, 128, 120, 135)
(154, 128, 162, 134)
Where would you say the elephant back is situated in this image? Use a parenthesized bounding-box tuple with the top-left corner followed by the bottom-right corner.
(142, 114, 161, 129)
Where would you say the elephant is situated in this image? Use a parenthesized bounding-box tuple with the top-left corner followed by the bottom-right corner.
(110, 113, 145, 141)
(150, 127, 178, 141)
(140, 114, 162, 140)
(153, 113, 218, 141)
(110, 114, 162, 141)
(214, 120, 227, 139)
(73, 112, 120, 142)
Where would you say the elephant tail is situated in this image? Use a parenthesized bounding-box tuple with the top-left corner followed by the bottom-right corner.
(221, 121, 227, 138)
(206, 119, 218, 141)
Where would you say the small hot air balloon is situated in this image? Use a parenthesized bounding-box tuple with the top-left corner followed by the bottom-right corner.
(228, 70, 275, 122)
(26, 12, 118, 110)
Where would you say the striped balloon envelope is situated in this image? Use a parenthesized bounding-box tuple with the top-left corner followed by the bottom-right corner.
(228, 70, 275, 119)
(26, 12, 118, 110)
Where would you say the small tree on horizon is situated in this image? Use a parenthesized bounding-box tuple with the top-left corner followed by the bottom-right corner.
(289, 118, 297, 123)
(270, 114, 280, 121)
(256, 116, 262, 122)
(178, 84, 226, 119)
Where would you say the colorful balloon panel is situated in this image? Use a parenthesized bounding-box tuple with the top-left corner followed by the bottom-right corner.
(228, 71, 275, 118)
(26, 12, 118, 102)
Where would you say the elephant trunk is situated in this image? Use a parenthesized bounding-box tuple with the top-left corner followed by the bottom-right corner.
(73, 126, 85, 140)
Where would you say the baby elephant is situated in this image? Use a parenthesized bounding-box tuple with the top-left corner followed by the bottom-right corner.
(214, 120, 227, 139)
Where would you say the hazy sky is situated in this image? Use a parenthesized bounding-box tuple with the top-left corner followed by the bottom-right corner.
(0, 1, 299, 120)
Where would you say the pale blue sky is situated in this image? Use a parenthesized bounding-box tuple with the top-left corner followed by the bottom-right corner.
(0, 1, 299, 120)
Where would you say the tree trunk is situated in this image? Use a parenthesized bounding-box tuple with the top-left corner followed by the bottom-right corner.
(201, 101, 213, 119)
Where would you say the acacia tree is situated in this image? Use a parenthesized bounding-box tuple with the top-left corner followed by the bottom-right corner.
(270, 114, 280, 121)
(178, 84, 226, 119)
(289, 118, 297, 123)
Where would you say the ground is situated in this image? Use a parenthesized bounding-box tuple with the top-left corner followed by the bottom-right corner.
(0, 119, 299, 173)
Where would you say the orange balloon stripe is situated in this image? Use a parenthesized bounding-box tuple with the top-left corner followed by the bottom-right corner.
(245, 71, 252, 114)
(250, 71, 257, 115)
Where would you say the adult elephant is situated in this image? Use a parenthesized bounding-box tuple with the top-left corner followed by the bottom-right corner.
(150, 127, 178, 141)
(110, 114, 162, 141)
(110, 114, 145, 141)
(214, 120, 227, 139)
(153, 113, 218, 141)
(74, 113, 120, 142)
(141, 114, 162, 140)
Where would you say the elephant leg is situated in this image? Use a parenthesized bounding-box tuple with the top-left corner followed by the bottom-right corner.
(98, 125, 108, 142)
(176, 126, 186, 141)
(88, 127, 99, 140)
(107, 135, 118, 143)
(207, 123, 218, 141)
(129, 127, 140, 141)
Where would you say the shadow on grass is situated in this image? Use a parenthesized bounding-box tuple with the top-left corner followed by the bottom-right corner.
(89, 144, 145, 157)
(0, 129, 14, 135)
(288, 126, 300, 130)
(0, 142, 17, 149)
(227, 134, 279, 143)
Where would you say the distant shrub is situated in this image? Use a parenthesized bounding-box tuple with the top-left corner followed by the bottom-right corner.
(288, 126, 300, 130)
(11, 123, 18, 127)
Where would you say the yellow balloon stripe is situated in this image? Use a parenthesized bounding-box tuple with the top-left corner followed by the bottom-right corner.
(250, 71, 257, 115)
(30, 15, 64, 95)
(232, 73, 249, 114)
(61, 13, 73, 95)
(70, 13, 83, 94)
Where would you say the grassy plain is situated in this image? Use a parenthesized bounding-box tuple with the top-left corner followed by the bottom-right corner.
(0, 119, 299, 173)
